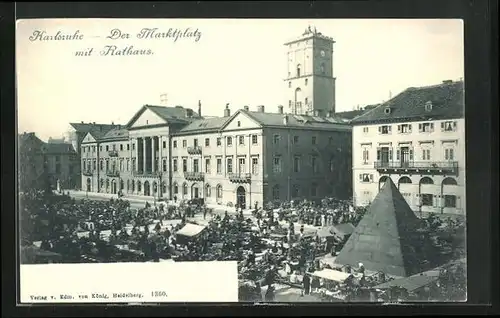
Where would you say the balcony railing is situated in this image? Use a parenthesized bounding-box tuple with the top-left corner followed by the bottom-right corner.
(184, 171, 205, 181)
(187, 146, 202, 155)
(133, 171, 161, 178)
(106, 169, 120, 177)
(374, 161, 459, 175)
(229, 172, 251, 183)
(82, 169, 93, 176)
(108, 150, 119, 157)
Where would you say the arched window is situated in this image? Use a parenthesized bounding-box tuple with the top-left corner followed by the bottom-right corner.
(162, 182, 167, 193)
(137, 181, 142, 192)
(173, 182, 178, 194)
(153, 182, 157, 193)
(182, 183, 188, 195)
(100, 179, 104, 188)
(272, 185, 280, 200)
(420, 177, 434, 185)
(205, 184, 211, 197)
(126, 180, 130, 191)
(442, 177, 458, 186)
(216, 184, 223, 198)
(296, 64, 301, 77)
(131, 180, 135, 192)
(120, 179, 124, 190)
(292, 185, 300, 198)
(398, 176, 412, 184)
(106, 179, 110, 190)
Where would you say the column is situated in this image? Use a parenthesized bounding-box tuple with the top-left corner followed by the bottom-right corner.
(134, 138, 139, 172)
(152, 137, 156, 174)
(142, 137, 147, 173)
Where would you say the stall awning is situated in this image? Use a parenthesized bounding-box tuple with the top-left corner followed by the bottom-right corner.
(333, 223, 355, 236)
(310, 269, 352, 282)
(317, 226, 335, 238)
(176, 223, 207, 237)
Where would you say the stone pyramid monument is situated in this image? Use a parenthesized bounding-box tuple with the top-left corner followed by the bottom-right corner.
(335, 178, 437, 277)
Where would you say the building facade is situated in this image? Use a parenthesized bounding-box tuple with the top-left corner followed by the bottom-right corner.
(351, 80, 465, 215)
(284, 26, 336, 116)
(80, 104, 352, 208)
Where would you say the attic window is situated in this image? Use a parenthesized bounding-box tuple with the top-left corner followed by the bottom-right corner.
(237, 121, 241, 127)
(425, 101, 433, 112)
(384, 107, 392, 115)
(146, 120, 149, 124)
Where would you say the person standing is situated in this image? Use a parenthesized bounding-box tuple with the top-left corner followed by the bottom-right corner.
(303, 273, 311, 296)
(265, 285, 275, 302)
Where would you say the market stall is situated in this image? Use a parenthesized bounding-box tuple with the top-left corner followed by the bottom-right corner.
(175, 223, 208, 245)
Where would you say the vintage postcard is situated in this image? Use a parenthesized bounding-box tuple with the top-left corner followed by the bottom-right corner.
(16, 18, 466, 303)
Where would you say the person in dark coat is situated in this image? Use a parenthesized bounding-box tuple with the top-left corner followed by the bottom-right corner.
(265, 285, 275, 302)
(303, 274, 311, 295)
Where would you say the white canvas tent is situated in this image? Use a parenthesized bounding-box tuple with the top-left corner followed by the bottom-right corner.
(176, 223, 207, 238)
(310, 268, 352, 283)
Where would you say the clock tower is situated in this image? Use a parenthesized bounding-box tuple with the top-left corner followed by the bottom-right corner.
(284, 26, 336, 116)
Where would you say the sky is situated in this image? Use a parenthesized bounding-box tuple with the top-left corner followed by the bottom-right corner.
(16, 19, 464, 141)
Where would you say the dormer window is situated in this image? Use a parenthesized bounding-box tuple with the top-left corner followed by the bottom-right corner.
(425, 101, 433, 112)
(384, 107, 392, 115)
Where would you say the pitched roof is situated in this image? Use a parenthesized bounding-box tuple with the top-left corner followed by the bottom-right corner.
(351, 80, 464, 124)
(178, 117, 229, 133)
(334, 178, 436, 277)
(220, 109, 351, 131)
(69, 122, 121, 133)
(126, 105, 200, 128)
(100, 128, 129, 141)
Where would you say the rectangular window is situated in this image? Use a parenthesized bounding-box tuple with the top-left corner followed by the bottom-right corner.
(421, 194, 433, 206)
(126, 159, 129, 171)
(217, 158, 222, 174)
(445, 148, 455, 160)
(182, 140, 187, 148)
(193, 159, 199, 172)
(238, 158, 246, 173)
(163, 159, 167, 172)
(441, 121, 457, 132)
(174, 184, 178, 194)
(93, 160, 97, 170)
(205, 158, 211, 174)
(398, 124, 412, 133)
(173, 141, 177, 148)
(217, 138, 222, 146)
(293, 156, 300, 173)
(194, 139, 198, 147)
(422, 149, 431, 160)
(238, 136, 244, 145)
(120, 144, 123, 151)
(131, 159, 135, 171)
(419, 122, 434, 133)
(378, 125, 392, 135)
(444, 195, 457, 208)
(311, 156, 318, 173)
(363, 127, 369, 133)
(205, 138, 210, 147)
(252, 158, 258, 175)
(312, 136, 317, 145)
(55, 164, 61, 174)
(362, 149, 369, 163)
(227, 137, 233, 146)
(100, 146, 103, 151)
(163, 141, 166, 148)
(106, 145, 109, 151)
(359, 173, 374, 183)
(113, 144, 116, 151)
(173, 159, 178, 172)
(273, 134, 280, 145)
(182, 159, 187, 172)
(127, 144, 130, 151)
(252, 135, 258, 144)
(227, 158, 233, 173)
(293, 136, 299, 144)
(273, 156, 282, 173)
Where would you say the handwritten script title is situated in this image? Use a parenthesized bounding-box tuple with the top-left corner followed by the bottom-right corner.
(28, 28, 202, 57)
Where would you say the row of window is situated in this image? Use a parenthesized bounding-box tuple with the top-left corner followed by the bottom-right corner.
(171, 157, 260, 175)
(361, 146, 456, 163)
(362, 121, 458, 135)
(82, 143, 132, 153)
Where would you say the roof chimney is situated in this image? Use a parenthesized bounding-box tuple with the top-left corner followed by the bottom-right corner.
(243, 105, 249, 111)
(224, 103, 231, 117)
(112, 121, 114, 125)
(81, 121, 84, 123)
(160, 93, 168, 106)
(283, 114, 289, 125)
(93, 122, 96, 125)
(198, 100, 202, 117)
(185, 109, 193, 118)
(278, 105, 283, 114)
(257, 105, 265, 113)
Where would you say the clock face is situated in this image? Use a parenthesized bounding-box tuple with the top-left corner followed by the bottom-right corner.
(320, 50, 325, 57)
